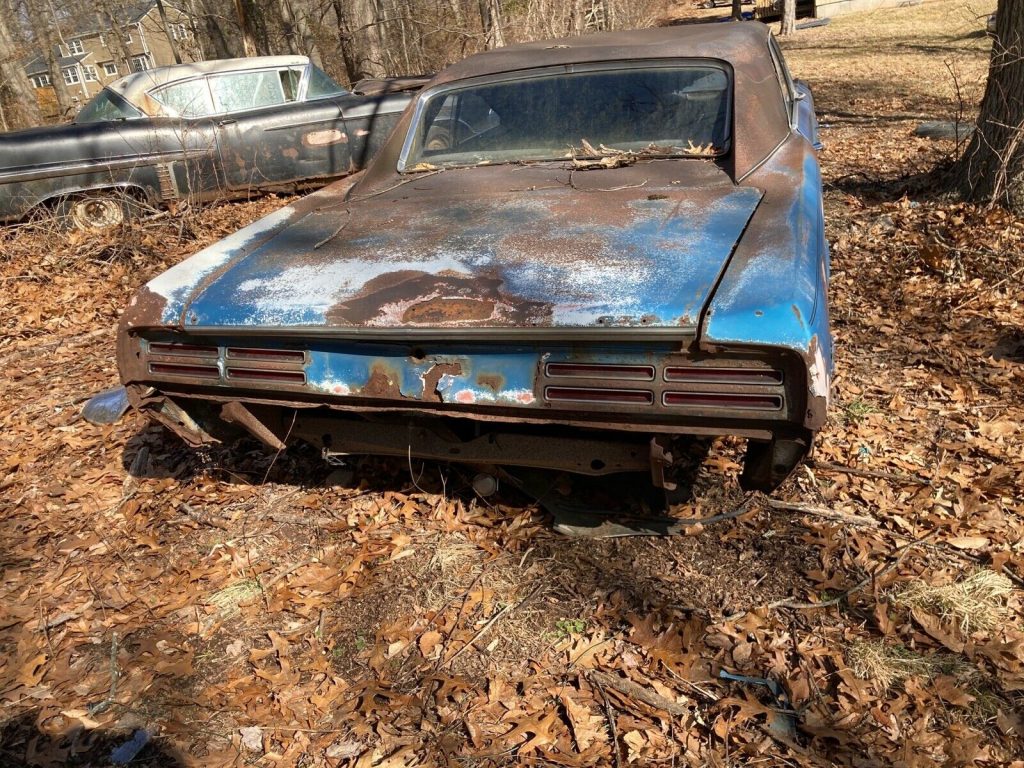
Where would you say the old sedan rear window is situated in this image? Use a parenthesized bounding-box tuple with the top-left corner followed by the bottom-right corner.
(75, 89, 144, 123)
(403, 63, 731, 170)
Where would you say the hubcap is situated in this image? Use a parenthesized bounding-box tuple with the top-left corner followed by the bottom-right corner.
(70, 197, 124, 230)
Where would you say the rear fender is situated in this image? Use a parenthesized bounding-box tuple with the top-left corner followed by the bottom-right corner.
(701, 137, 832, 430)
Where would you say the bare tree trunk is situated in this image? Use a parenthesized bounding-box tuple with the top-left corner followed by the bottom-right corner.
(23, 0, 75, 119)
(197, 0, 237, 58)
(731, 0, 742, 21)
(479, 0, 504, 48)
(333, 0, 386, 80)
(779, 0, 796, 35)
(277, 0, 321, 64)
(155, 0, 183, 63)
(957, 0, 1024, 214)
(0, 2, 42, 129)
(232, 0, 259, 56)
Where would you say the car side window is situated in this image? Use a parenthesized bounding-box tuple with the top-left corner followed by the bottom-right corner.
(153, 79, 215, 118)
(422, 92, 501, 154)
(209, 71, 286, 113)
(280, 67, 303, 101)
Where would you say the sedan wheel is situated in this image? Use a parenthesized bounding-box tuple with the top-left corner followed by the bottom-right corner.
(65, 194, 128, 231)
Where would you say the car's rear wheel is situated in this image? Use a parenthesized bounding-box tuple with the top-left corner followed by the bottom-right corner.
(59, 192, 134, 231)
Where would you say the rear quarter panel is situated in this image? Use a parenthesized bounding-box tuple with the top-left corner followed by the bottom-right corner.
(701, 135, 831, 429)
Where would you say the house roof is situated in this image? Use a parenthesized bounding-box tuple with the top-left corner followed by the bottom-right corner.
(24, 53, 88, 78)
(22, 1, 186, 77)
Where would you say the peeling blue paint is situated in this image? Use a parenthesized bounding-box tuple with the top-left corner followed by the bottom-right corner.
(161, 180, 763, 331)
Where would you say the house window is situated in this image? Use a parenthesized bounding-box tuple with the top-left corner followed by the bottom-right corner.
(103, 61, 118, 76)
(30, 74, 51, 88)
(68, 38, 84, 55)
(131, 55, 150, 72)
(124, 29, 133, 44)
(63, 66, 81, 85)
(170, 23, 190, 40)
(83, 65, 98, 82)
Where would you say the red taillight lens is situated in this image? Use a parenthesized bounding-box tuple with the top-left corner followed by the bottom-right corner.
(546, 363, 655, 381)
(226, 347, 306, 363)
(663, 392, 783, 410)
(147, 342, 218, 357)
(149, 362, 219, 378)
(545, 387, 654, 405)
(226, 368, 306, 384)
(664, 366, 783, 385)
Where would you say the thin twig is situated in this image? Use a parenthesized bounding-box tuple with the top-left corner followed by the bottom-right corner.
(590, 672, 623, 768)
(806, 459, 932, 486)
(443, 583, 543, 667)
(765, 498, 880, 528)
(313, 208, 351, 249)
(589, 671, 689, 716)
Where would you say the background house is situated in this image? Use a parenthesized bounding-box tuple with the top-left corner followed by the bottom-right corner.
(23, 0, 200, 119)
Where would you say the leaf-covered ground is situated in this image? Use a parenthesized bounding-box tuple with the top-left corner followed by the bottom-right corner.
(1, 2, 1021, 766)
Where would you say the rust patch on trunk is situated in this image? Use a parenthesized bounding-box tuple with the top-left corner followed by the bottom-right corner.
(361, 364, 403, 399)
(403, 298, 495, 323)
(476, 373, 503, 393)
(421, 362, 463, 402)
(327, 270, 549, 327)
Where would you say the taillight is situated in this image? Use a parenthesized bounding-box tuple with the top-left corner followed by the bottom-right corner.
(147, 342, 218, 357)
(226, 368, 306, 384)
(546, 363, 655, 381)
(545, 387, 654, 405)
(226, 347, 306, 363)
(663, 392, 783, 410)
(664, 366, 783, 385)
(148, 362, 219, 378)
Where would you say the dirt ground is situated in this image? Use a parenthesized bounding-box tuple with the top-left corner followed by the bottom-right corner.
(2, 1, 1022, 766)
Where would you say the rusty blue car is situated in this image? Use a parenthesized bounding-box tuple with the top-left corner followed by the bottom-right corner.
(91, 22, 831, 493)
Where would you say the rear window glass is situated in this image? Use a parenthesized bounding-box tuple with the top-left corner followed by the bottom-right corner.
(75, 89, 144, 123)
(306, 65, 347, 99)
(405, 64, 731, 170)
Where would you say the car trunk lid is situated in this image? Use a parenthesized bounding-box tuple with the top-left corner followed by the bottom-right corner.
(175, 164, 763, 333)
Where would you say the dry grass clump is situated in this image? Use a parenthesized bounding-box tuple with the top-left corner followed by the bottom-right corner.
(206, 578, 263, 617)
(848, 640, 947, 689)
(893, 570, 1013, 634)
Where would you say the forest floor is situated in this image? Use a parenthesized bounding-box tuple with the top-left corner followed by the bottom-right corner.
(2, 1, 1022, 766)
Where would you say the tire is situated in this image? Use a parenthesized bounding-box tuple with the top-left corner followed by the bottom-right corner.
(58, 191, 135, 231)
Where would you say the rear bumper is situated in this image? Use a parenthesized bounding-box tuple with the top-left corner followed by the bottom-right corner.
(117, 331, 819, 490)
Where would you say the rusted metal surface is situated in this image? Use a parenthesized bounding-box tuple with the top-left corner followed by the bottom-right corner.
(138, 161, 762, 332)
(105, 22, 833, 493)
(220, 401, 286, 450)
(0, 60, 412, 224)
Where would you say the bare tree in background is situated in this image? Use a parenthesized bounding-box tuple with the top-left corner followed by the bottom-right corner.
(333, 0, 386, 80)
(479, 0, 505, 49)
(779, 0, 795, 35)
(21, 0, 76, 119)
(956, 0, 1024, 215)
(233, 0, 260, 55)
(155, 0, 183, 63)
(192, 0, 238, 58)
(0, 2, 41, 129)
(731, 0, 742, 21)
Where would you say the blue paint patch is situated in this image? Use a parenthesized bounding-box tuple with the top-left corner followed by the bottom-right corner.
(299, 341, 681, 406)
(179, 185, 763, 330)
